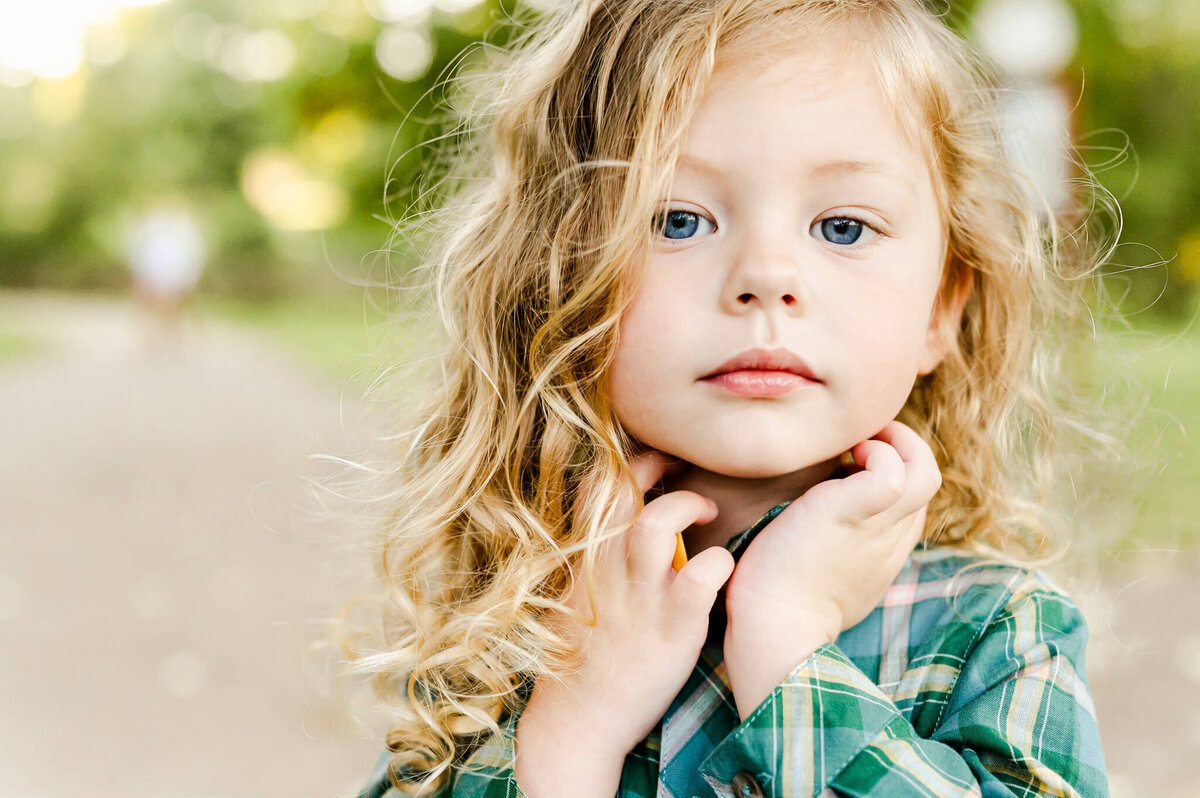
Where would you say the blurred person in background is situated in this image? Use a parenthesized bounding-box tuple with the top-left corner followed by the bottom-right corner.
(124, 205, 205, 354)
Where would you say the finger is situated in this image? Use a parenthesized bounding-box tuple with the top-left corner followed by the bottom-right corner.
(885, 505, 929, 573)
(832, 438, 907, 520)
(560, 516, 629, 618)
(904, 504, 929, 550)
(567, 451, 687, 611)
(626, 490, 717, 587)
(573, 450, 682, 527)
(662, 545, 735, 639)
(874, 421, 942, 510)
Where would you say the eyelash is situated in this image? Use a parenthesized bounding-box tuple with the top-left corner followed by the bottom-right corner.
(653, 208, 884, 247)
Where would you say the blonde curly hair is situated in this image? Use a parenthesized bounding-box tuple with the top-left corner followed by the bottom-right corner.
(336, 0, 1124, 793)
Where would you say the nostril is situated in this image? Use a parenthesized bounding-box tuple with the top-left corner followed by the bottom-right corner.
(737, 293, 754, 304)
(782, 293, 796, 305)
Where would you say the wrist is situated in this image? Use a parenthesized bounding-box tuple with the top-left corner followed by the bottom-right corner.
(725, 607, 834, 671)
(725, 590, 842, 644)
(519, 677, 634, 765)
(515, 695, 627, 798)
(723, 601, 839, 722)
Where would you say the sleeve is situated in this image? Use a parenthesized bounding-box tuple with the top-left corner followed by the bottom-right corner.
(698, 586, 1109, 797)
(448, 712, 530, 798)
(354, 713, 529, 798)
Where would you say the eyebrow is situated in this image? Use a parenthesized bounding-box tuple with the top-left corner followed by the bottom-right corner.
(675, 155, 916, 196)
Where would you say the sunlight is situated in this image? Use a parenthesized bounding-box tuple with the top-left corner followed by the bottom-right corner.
(0, 0, 167, 83)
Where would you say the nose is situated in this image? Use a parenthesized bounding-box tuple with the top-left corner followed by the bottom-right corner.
(721, 238, 807, 316)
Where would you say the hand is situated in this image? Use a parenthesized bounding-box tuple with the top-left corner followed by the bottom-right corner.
(517, 450, 736, 765)
(722, 421, 940, 717)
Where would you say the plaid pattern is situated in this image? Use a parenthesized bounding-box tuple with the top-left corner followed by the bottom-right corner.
(360, 503, 1108, 797)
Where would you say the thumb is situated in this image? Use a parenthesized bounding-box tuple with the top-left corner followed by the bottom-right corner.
(665, 545, 736, 618)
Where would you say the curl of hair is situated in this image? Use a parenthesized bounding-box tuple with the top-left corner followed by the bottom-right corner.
(335, 0, 1136, 793)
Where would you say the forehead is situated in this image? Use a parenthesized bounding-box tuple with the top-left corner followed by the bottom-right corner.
(701, 24, 938, 175)
(676, 33, 937, 200)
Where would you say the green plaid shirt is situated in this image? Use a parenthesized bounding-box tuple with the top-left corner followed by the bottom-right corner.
(360, 502, 1108, 797)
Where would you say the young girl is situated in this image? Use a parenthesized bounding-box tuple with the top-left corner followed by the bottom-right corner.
(347, 0, 1115, 795)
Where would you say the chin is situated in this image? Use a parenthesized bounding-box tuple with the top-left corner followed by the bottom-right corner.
(680, 445, 819, 479)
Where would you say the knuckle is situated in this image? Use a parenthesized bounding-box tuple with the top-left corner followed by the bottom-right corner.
(882, 475, 906, 500)
(642, 490, 709, 524)
(630, 514, 663, 539)
(673, 566, 706, 591)
(912, 465, 941, 499)
(674, 490, 713, 512)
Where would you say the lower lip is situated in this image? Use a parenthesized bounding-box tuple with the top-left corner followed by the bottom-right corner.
(701, 369, 817, 397)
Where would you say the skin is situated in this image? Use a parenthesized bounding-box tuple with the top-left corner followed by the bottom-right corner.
(515, 33, 969, 795)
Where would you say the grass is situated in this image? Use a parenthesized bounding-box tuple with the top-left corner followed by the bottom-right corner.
(1116, 319, 1200, 550)
(203, 294, 401, 381)
(0, 329, 44, 363)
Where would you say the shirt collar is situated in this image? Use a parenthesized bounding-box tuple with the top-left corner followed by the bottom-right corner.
(722, 500, 792, 563)
(718, 498, 934, 562)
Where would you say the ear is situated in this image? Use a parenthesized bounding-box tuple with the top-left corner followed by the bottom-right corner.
(917, 264, 972, 376)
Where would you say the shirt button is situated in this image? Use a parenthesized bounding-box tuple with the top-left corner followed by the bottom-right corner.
(731, 771, 763, 798)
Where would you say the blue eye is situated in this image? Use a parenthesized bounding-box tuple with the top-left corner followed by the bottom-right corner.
(655, 209, 714, 240)
(813, 217, 876, 246)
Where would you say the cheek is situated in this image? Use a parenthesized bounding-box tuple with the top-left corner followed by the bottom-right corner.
(609, 338, 645, 403)
(624, 275, 690, 334)
(610, 279, 691, 374)
(608, 347, 673, 451)
(842, 295, 930, 360)
(607, 279, 696, 436)
(608, 311, 665, 422)
(835, 281, 937, 404)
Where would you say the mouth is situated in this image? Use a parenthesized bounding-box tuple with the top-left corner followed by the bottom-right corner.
(699, 347, 821, 398)
(700, 346, 820, 381)
(700, 369, 818, 397)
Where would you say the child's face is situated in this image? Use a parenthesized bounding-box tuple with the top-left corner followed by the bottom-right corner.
(608, 35, 953, 479)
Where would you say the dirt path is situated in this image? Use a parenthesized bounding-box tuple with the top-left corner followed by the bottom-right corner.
(0, 293, 381, 797)
(0, 292, 1196, 797)
(1083, 550, 1200, 798)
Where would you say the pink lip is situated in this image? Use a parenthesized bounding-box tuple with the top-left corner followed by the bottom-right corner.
(700, 347, 820, 396)
(703, 346, 818, 379)
(702, 369, 815, 397)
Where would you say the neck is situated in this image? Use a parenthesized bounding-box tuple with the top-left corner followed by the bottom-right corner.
(659, 456, 843, 554)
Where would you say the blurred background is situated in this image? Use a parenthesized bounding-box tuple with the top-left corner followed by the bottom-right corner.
(0, 0, 1197, 795)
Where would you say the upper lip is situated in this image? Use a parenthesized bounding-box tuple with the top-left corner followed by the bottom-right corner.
(701, 347, 820, 381)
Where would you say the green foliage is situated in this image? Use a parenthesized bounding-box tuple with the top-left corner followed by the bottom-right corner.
(1069, 0, 1200, 318)
(0, 0, 519, 297)
(0, 0, 1198, 318)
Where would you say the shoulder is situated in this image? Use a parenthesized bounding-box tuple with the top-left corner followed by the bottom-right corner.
(905, 547, 1092, 671)
(907, 546, 1079, 607)
(901, 547, 1089, 653)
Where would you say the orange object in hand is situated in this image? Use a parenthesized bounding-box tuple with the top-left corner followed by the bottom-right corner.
(671, 532, 688, 571)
